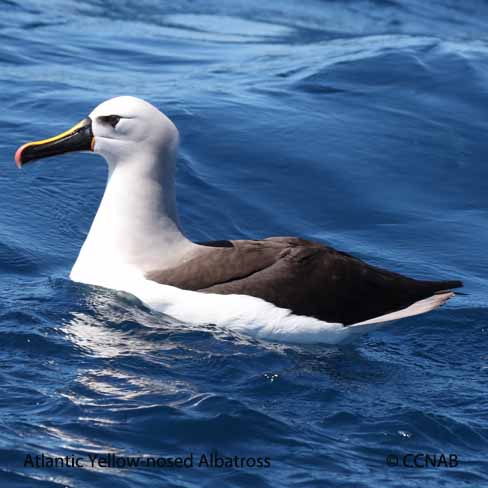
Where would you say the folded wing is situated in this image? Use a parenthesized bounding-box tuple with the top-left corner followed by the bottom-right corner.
(146, 237, 462, 325)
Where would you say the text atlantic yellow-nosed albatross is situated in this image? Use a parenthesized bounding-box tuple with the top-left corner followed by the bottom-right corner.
(15, 96, 463, 344)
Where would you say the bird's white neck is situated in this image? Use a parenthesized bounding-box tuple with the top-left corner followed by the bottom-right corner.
(70, 152, 196, 284)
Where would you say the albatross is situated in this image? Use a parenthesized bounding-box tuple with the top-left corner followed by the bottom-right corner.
(15, 96, 463, 344)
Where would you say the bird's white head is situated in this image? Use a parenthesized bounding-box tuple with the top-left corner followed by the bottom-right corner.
(90, 96, 179, 170)
(15, 96, 179, 173)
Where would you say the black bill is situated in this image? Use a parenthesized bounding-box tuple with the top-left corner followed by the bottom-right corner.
(15, 117, 93, 167)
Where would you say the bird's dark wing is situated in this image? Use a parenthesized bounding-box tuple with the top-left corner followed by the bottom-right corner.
(145, 237, 462, 325)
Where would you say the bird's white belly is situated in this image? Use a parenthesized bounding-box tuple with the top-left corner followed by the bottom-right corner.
(69, 262, 354, 344)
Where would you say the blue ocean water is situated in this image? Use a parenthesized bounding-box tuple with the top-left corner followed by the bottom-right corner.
(1, 0, 488, 486)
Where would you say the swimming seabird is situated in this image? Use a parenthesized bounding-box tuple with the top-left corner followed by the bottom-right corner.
(15, 96, 463, 343)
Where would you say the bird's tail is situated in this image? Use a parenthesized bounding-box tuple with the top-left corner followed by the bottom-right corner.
(350, 290, 457, 327)
(424, 279, 463, 292)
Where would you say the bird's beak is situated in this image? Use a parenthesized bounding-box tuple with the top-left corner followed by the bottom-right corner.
(15, 117, 94, 168)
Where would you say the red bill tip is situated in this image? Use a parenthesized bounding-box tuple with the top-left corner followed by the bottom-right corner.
(15, 144, 27, 168)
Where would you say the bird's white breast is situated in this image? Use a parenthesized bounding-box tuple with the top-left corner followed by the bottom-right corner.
(70, 262, 351, 344)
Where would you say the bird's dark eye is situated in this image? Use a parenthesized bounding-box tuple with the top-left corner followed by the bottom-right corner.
(99, 115, 121, 128)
